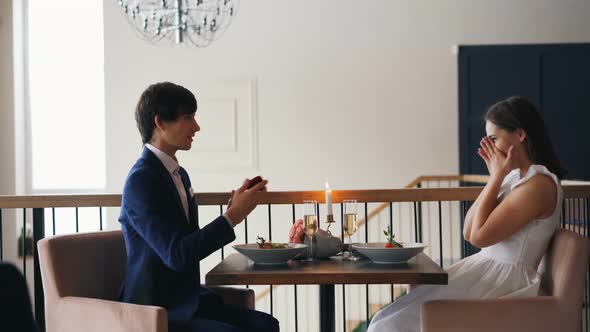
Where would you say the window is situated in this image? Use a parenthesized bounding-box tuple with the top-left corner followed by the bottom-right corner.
(26, 0, 106, 236)
(27, 0, 105, 192)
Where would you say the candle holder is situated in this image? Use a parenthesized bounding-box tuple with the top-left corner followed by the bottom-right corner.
(325, 214, 335, 234)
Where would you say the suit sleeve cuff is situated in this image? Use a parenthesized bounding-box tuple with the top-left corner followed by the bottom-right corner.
(222, 214, 235, 228)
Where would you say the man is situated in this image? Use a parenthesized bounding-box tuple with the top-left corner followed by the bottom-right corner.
(119, 82, 279, 331)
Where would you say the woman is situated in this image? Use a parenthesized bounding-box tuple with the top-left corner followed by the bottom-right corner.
(368, 96, 566, 332)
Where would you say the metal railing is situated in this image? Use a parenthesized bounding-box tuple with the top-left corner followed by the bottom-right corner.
(0, 180, 588, 332)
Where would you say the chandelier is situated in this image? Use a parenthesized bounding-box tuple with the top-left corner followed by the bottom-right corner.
(117, 0, 239, 47)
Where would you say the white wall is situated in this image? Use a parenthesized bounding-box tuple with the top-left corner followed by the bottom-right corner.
(101, 1, 590, 331)
(104, 0, 590, 196)
(1, 0, 17, 264)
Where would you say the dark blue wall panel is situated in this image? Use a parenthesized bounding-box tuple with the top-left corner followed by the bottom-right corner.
(459, 44, 590, 180)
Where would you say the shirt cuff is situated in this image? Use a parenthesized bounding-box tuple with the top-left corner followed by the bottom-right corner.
(222, 214, 235, 228)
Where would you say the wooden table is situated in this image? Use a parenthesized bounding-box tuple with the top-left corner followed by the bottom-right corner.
(206, 253, 448, 332)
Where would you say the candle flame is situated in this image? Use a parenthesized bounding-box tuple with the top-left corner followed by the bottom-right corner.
(325, 182, 330, 190)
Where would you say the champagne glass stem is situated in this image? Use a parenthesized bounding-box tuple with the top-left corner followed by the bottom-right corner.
(310, 235, 314, 259)
(348, 235, 352, 257)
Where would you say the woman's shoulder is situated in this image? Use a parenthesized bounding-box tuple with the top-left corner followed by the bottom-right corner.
(527, 164, 559, 180)
(516, 171, 560, 219)
(511, 165, 561, 205)
(513, 165, 560, 189)
(520, 173, 557, 193)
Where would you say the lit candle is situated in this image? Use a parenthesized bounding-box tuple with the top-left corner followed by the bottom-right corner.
(325, 182, 333, 215)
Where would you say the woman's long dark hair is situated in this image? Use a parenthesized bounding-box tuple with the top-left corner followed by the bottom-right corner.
(484, 96, 567, 179)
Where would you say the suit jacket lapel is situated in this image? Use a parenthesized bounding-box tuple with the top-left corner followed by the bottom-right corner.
(141, 147, 188, 224)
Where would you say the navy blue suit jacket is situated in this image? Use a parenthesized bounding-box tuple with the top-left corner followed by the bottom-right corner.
(119, 147, 235, 323)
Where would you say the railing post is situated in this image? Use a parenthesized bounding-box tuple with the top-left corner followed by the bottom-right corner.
(33, 208, 45, 332)
(319, 284, 335, 332)
(459, 181, 468, 259)
(416, 183, 423, 242)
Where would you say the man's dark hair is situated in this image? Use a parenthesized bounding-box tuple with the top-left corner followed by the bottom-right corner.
(485, 96, 567, 179)
(135, 82, 197, 144)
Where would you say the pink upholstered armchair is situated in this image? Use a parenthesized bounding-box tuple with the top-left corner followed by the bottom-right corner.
(38, 230, 254, 332)
(421, 229, 590, 332)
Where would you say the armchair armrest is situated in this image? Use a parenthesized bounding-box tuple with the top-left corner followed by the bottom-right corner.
(421, 297, 563, 332)
(209, 286, 255, 309)
(54, 297, 167, 332)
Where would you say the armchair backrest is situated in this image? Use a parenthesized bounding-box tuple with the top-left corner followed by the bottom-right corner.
(540, 229, 589, 308)
(38, 230, 127, 301)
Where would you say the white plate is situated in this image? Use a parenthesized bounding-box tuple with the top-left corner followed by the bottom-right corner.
(352, 242, 428, 264)
(233, 243, 307, 265)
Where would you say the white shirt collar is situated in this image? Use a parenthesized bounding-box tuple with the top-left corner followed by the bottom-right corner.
(145, 143, 180, 174)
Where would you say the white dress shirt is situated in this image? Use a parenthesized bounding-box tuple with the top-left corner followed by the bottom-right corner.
(146, 144, 189, 221)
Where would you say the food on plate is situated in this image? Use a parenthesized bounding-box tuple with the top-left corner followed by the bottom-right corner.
(383, 226, 403, 248)
(256, 236, 288, 249)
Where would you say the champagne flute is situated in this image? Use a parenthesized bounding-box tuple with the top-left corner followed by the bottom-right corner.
(303, 200, 319, 261)
(343, 199, 360, 261)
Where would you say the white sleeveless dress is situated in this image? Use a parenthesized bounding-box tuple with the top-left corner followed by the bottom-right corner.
(368, 165, 563, 332)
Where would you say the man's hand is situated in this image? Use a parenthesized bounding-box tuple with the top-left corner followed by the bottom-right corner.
(224, 178, 268, 226)
(227, 190, 235, 209)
